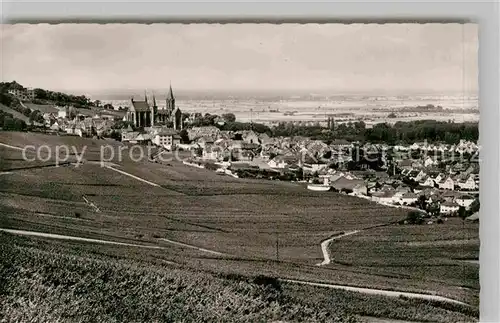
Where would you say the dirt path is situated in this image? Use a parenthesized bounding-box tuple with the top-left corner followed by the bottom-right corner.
(1, 228, 225, 257)
(82, 195, 101, 212)
(316, 230, 360, 266)
(281, 279, 468, 306)
(159, 238, 227, 256)
(0, 142, 26, 151)
(1, 228, 469, 307)
(103, 165, 161, 187)
(0, 228, 166, 249)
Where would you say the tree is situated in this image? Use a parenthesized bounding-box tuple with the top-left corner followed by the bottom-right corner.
(468, 199, 480, 215)
(222, 113, 236, 123)
(33, 88, 48, 100)
(405, 211, 424, 225)
(3, 116, 15, 130)
(416, 195, 427, 210)
(3, 116, 26, 131)
(112, 120, 134, 130)
(68, 106, 78, 120)
(182, 112, 191, 123)
(322, 150, 332, 160)
(179, 129, 190, 144)
(427, 202, 440, 217)
(354, 121, 366, 130)
(29, 110, 44, 124)
(109, 130, 122, 141)
(458, 206, 467, 220)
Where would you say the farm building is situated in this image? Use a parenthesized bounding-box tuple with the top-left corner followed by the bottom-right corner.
(400, 192, 419, 205)
(331, 177, 367, 195)
(371, 190, 397, 204)
(188, 126, 220, 141)
(202, 144, 224, 160)
(121, 131, 140, 143)
(455, 195, 475, 209)
(238, 130, 260, 145)
(438, 177, 455, 190)
(457, 175, 478, 190)
(423, 156, 438, 167)
(268, 156, 289, 169)
(421, 176, 436, 187)
(440, 202, 460, 214)
(152, 129, 180, 150)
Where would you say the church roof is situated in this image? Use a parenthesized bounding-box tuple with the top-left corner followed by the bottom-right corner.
(130, 100, 150, 112)
(157, 128, 179, 136)
(157, 109, 171, 115)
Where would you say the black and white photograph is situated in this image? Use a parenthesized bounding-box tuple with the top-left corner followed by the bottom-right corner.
(0, 23, 479, 322)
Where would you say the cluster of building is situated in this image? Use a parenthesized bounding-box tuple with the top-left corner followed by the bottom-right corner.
(27, 85, 184, 151)
(35, 105, 116, 138)
(21, 85, 480, 218)
(8, 88, 35, 101)
(183, 127, 479, 216)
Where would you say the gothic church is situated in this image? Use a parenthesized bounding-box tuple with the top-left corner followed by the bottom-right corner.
(125, 84, 182, 130)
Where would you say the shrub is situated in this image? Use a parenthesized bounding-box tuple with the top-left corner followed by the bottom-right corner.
(252, 275, 282, 291)
(405, 210, 425, 225)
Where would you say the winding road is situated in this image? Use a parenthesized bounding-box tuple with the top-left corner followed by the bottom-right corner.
(160, 238, 227, 256)
(0, 228, 166, 250)
(0, 142, 26, 151)
(316, 230, 360, 266)
(0, 227, 470, 307)
(280, 279, 468, 306)
(103, 165, 161, 187)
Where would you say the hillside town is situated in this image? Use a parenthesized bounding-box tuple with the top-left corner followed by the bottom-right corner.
(1, 82, 480, 222)
(0, 22, 485, 323)
(180, 128, 480, 221)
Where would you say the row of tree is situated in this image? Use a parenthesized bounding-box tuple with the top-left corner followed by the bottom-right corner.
(0, 83, 29, 118)
(270, 120, 478, 145)
(0, 110, 27, 131)
(404, 197, 479, 225)
(32, 88, 94, 109)
(0, 81, 96, 109)
(180, 112, 478, 146)
(185, 112, 272, 134)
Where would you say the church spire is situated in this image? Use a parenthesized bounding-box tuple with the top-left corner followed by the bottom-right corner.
(152, 91, 157, 108)
(144, 90, 148, 102)
(167, 82, 174, 101)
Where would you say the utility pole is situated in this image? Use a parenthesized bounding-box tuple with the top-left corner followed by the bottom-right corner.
(250, 108, 254, 131)
(275, 231, 279, 262)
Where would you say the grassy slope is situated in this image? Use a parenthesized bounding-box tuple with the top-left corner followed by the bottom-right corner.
(0, 233, 478, 323)
(328, 220, 480, 307)
(0, 103, 30, 122)
(24, 102, 126, 118)
(24, 103, 58, 114)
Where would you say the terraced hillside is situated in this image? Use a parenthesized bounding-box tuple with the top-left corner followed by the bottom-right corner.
(0, 131, 479, 322)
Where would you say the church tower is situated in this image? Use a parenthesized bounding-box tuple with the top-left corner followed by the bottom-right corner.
(151, 92, 158, 126)
(166, 83, 175, 116)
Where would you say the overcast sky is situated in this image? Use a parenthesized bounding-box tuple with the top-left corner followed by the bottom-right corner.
(1, 23, 478, 96)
